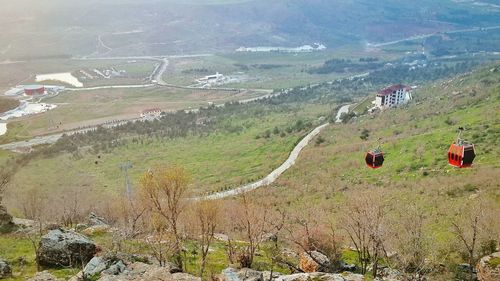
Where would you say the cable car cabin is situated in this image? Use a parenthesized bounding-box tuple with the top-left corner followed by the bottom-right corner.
(448, 143, 475, 168)
(365, 150, 384, 169)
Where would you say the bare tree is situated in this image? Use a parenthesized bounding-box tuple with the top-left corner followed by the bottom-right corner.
(342, 190, 387, 278)
(451, 198, 497, 281)
(0, 170, 8, 203)
(285, 207, 342, 273)
(145, 214, 179, 267)
(389, 201, 434, 279)
(113, 193, 147, 238)
(229, 194, 278, 268)
(195, 200, 219, 277)
(140, 165, 190, 268)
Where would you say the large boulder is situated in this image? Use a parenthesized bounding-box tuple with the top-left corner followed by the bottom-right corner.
(299, 251, 331, 273)
(97, 262, 200, 281)
(0, 258, 12, 279)
(27, 271, 62, 281)
(38, 229, 97, 268)
(477, 252, 500, 281)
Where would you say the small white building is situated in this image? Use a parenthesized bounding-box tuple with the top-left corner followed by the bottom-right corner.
(375, 84, 412, 109)
(140, 108, 162, 119)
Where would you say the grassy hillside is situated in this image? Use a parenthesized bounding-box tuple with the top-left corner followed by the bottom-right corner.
(0, 97, 19, 114)
(251, 65, 500, 254)
(3, 102, 333, 216)
(275, 65, 499, 190)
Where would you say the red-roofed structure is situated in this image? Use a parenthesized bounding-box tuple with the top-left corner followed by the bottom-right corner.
(140, 108, 162, 118)
(375, 84, 412, 109)
(24, 85, 45, 96)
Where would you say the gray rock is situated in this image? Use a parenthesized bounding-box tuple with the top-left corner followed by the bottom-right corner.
(27, 271, 62, 281)
(102, 260, 126, 275)
(299, 251, 332, 272)
(0, 258, 12, 279)
(97, 262, 200, 281)
(276, 272, 364, 281)
(75, 223, 89, 231)
(38, 229, 97, 268)
(477, 252, 500, 281)
(88, 213, 108, 226)
(221, 269, 363, 281)
(340, 262, 357, 272)
(83, 257, 107, 278)
(378, 267, 403, 281)
(83, 254, 129, 279)
(231, 268, 263, 281)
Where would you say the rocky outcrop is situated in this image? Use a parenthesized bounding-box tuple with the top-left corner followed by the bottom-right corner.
(81, 213, 110, 236)
(219, 268, 364, 281)
(277, 272, 364, 281)
(38, 229, 97, 268)
(27, 271, 62, 281)
(221, 268, 282, 281)
(97, 262, 200, 281)
(477, 252, 500, 281)
(88, 213, 108, 226)
(0, 258, 12, 279)
(299, 251, 331, 273)
(82, 255, 129, 279)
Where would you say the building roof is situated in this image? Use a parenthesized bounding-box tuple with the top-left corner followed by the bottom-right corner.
(377, 84, 410, 96)
(141, 108, 162, 114)
(24, 85, 44, 90)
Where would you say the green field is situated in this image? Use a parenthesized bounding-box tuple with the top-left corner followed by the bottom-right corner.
(163, 49, 398, 89)
(0, 87, 267, 144)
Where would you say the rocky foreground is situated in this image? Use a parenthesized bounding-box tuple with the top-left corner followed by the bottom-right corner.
(1, 215, 498, 281)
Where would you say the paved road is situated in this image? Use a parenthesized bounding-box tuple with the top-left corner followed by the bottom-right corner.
(65, 84, 155, 91)
(0, 133, 65, 150)
(153, 58, 169, 85)
(0, 119, 139, 151)
(367, 25, 500, 48)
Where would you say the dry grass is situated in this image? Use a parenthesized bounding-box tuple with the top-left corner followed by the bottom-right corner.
(0, 97, 19, 114)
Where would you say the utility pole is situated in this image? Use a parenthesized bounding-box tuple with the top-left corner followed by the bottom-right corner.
(120, 162, 133, 199)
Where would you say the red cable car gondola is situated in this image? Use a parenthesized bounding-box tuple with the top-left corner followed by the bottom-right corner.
(365, 139, 384, 169)
(448, 127, 476, 168)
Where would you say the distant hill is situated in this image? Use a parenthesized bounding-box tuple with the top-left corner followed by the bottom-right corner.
(0, 0, 498, 59)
